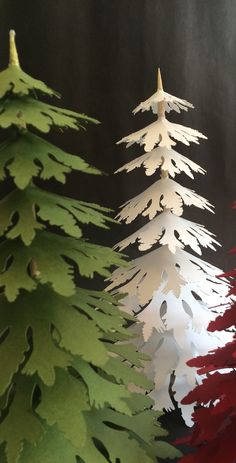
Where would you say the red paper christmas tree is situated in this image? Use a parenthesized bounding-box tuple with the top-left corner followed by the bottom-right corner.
(176, 202, 236, 462)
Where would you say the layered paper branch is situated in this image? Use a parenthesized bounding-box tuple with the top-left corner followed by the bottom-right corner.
(133, 89, 194, 114)
(108, 246, 228, 307)
(118, 117, 207, 152)
(116, 146, 206, 178)
(116, 210, 219, 254)
(117, 178, 213, 223)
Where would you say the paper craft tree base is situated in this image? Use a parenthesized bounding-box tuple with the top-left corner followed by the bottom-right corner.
(0, 33, 180, 463)
(176, 203, 236, 462)
(107, 69, 231, 426)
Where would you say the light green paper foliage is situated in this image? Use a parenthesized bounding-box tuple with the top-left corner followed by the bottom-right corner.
(0, 231, 126, 301)
(125, 392, 155, 413)
(108, 342, 150, 367)
(0, 185, 115, 244)
(154, 441, 182, 460)
(70, 288, 130, 334)
(0, 284, 149, 398)
(0, 285, 112, 393)
(0, 97, 98, 133)
(100, 356, 153, 389)
(0, 311, 29, 397)
(38, 369, 89, 450)
(0, 64, 58, 98)
(0, 132, 101, 189)
(0, 35, 179, 463)
(0, 188, 44, 245)
(0, 284, 179, 463)
(79, 408, 160, 463)
(0, 375, 43, 463)
(74, 358, 132, 414)
(18, 425, 77, 463)
(18, 409, 182, 463)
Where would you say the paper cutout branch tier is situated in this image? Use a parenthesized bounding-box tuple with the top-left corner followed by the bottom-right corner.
(107, 68, 232, 426)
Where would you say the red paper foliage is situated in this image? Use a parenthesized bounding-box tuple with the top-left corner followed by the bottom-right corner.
(175, 203, 236, 463)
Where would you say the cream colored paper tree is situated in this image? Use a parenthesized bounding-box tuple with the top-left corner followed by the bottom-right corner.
(107, 70, 231, 426)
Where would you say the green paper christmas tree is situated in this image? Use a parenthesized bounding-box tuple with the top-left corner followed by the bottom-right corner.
(0, 31, 180, 463)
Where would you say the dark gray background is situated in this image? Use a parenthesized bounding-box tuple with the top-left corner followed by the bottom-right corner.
(0, 0, 235, 457)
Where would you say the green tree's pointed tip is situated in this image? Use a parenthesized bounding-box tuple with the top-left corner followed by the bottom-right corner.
(9, 29, 20, 67)
(92, 117, 101, 124)
(88, 116, 100, 125)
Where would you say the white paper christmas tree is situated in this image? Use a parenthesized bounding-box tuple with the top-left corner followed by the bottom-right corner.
(107, 69, 232, 426)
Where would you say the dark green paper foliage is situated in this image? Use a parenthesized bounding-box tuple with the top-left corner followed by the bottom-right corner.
(0, 31, 180, 463)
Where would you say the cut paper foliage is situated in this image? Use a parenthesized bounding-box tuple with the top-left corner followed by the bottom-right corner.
(116, 210, 219, 254)
(108, 68, 230, 425)
(0, 132, 100, 188)
(176, 204, 236, 462)
(115, 146, 206, 178)
(107, 246, 228, 308)
(133, 89, 194, 114)
(117, 178, 213, 223)
(118, 117, 207, 152)
(0, 33, 180, 463)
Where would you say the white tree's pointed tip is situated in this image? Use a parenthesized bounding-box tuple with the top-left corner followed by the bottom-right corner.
(157, 67, 163, 91)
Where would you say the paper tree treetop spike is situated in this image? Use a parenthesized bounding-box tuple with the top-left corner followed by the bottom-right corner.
(133, 68, 194, 115)
(118, 70, 207, 152)
(0, 34, 180, 463)
(108, 68, 231, 426)
(9, 30, 20, 66)
(157, 67, 165, 116)
(116, 70, 205, 179)
(157, 68, 163, 89)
